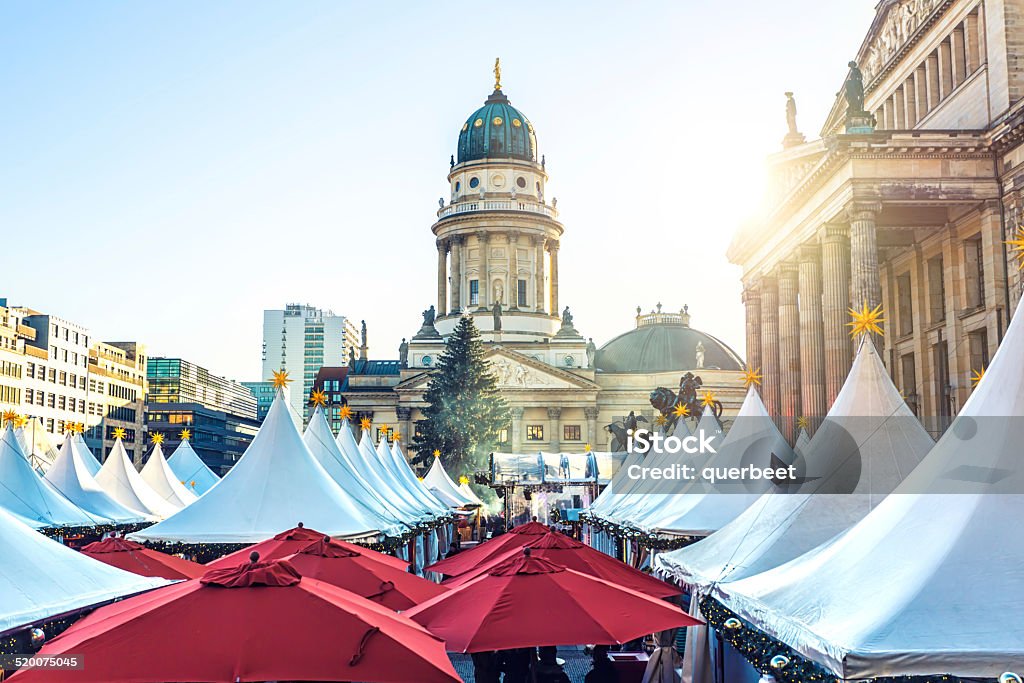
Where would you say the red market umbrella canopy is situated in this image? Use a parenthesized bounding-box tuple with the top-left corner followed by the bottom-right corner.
(444, 532, 680, 599)
(207, 524, 409, 572)
(405, 549, 701, 653)
(10, 556, 461, 683)
(283, 537, 449, 611)
(426, 520, 551, 576)
(80, 536, 206, 580)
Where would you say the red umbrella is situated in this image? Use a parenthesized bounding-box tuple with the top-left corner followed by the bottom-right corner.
(283, 536, 448, 611)
(426, 520, 551, 576)
(9, 555, 461, 683)
(444, 531, 680, 598)
(207, 524, 409, 572)
(405, 548, 701, 653)
(80, 536, 206, 580)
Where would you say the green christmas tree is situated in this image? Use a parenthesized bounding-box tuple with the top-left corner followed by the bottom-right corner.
(412, 315, 509, 474)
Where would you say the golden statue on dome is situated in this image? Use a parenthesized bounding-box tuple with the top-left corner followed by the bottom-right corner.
(493, 57, 502, 90)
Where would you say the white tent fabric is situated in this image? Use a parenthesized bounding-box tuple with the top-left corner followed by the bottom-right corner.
(350, 427, 434, 521)
(458, 481, 485, 506)
(0, 425, 107, 530)
(165, 438, 220, 495)
(380, 438, 450, 514)
(15, 419, 58, 473)
(710, 297, 1024, 679)
(96, 439, 177, 520)
(301, 407, 409, 537)
(333, 418, 423, 524)
(0, 506, 166, 634)
(140, 443, 197, 510)
(655, 338, 933, 591)
(793, 427, 810, 458)
(71, 434, 102, 477)
(637, 387, 796, 536)
(131, 389, 384, 544)
(44, 439, 147, 525)
(423, 455, 477, 508)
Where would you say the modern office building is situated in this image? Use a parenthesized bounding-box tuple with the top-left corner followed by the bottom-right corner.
(84, 341, 148, 464)
(241, 380, 274, 423)
(261, 304, 359, 423)
(146, 357, 259, 474)
(0, 305, 29, 411)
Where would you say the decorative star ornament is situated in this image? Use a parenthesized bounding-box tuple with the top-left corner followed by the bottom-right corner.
(271, 369, 291, 389)
(74, 422, 85, 434)
(151, 433, 165, 445)
(433, 449, 441, 458)
(847, 303, 885, 338)
(458, 475, 470, 485)
(339, 405, 353, 420)
(1, 410, 18, 427)
(112, 427, 127, 440)
(971, 366, 986, 388)
(179, 429, 191, 441)
(741, 366, 763, 388)
(584, 443, 592, 453)
(359, 417, 372, 431)
(672, 403, 690, 418)
(796, 416, 809, 431)
(654, 414, 668, 426)
(392, 431, 401, 442)
(63, 422, 77, 435)
(309, 389, 328, 408)
(700, 391, 716, 408)
(1006, 225, 1024, 269)
(15, 414, 29, 429)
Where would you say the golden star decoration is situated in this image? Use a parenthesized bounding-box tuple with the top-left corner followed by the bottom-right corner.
(741, 366, 763, 388)
(459, 475, 470, 485)
(796, 416, 810, 430)
(433, 449, 441, 458)
(700, 391, 716, 408)
(359, 417, 372, 431)
(151, 433, 165, 445)
(971, 367, 986, 388)
(654, 414, 667, 426)
(1006, 225, 1024, 269)
(672, 403, 690, 418)
(73, 422, 85, 434)
(190, 480, 196, 488)
(848, 303, 885, 338)
(1, 410, 18, 427)
(584, 443, 592, 452)
(392, 431, 401, 442)
(112, 427, 127, 440)
(63, 422, 77, 435)
(179, 429, 191, 441)
(271, 369, 291, 389)
(309, 389, 328, 408)
(339, 405, 353, 420)
(15, 414, 29, 429)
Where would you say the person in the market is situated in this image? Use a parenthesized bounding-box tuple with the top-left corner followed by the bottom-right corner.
(470, 650, 500, 683)
(584, 645, 619, 683)
(535, 646, 570, 683)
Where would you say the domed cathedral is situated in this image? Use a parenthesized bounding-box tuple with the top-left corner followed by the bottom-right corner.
(340, 62, 747, 457)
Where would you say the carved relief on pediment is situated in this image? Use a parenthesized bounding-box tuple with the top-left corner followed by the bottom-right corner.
(862, 0, 941, 84)
(489, 356, 572, 389)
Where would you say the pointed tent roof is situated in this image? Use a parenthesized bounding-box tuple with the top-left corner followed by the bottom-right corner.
(0, 425, 107, 530)
(655, 338, 933, 591)
(302, 407, 409, 537)
(71, 434, 102, 477)
(358, 430, 435, 519)
(379, 438, 449, 514)
(709, 298, 1024, 680)
(331, 418, 421, 524)
(343, 425, 434, 522)
(15, 418, 58, 473)
(140, 443, 198, 510)
(44, 439, 148, 525)
(165, 438, 219, 495)
(95, 439, 177, 520)
(793, 427, 810, 457)
(695, 403, 724, 439)
(131, 389, 384, 544)
(0, 506, 167, 634)
(423, 454, 478, 508)
(459, 481, 485, 507)
(638, 386, 796, 535)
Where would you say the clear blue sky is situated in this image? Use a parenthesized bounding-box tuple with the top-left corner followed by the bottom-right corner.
(0, 1, 876, 382)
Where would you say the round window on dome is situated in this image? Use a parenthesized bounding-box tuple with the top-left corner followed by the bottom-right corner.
(516, 177, 526, 189)
(474, 118, 483, 128)
(469, 177, 480, 189)
(493, 116, 503, 126)
(512, 118, 522, 128)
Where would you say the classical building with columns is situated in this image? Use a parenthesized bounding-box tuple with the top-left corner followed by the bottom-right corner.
(339, 71, 747, 458)
(731, 0, 1024, 437)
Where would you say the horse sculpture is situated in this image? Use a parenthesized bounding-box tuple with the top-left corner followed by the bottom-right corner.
(650, 372, 723, 432)
(605, 410, 647, 452)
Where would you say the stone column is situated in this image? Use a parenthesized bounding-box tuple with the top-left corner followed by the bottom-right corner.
(547, 407, 562, 452)
(535, 236, 546, 314)
(798, 244, 827, 422)
(477, 231, 490, 310)
(396, 407, 412, 459)
(584, 406, 600, 450)
(821, 222, 852, 406)
(450, 236, 463, 313)
(508, 231, 520, 309)
(436, 240, 447, 316)
(510, 407, 524, 452)
(848, 199, 883, 351)
(778, 261, 802, 435)
(548, 240, 560, 315)
(742, 283, 762, 373)
(759, 276, 781, 417)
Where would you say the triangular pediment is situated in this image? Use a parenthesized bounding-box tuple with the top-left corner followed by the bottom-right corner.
(394, 347, 599, 392)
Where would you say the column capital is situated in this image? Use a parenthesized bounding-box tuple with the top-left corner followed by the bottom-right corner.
(510, 407, 525, 419)
(508, 229, 520, 243)
(546, 240, 560, 253)
(798, 243, 821, 262)
(742, 282, 761, 302)
(436, 238, 449, 252)
(846, 199, 882, 221)
(547, 407, 562, 419)
(820, 221, 850, 243)
(759, 273, 779, 290)
(396, 406, 412, 420)
(476, 230, 490, 244)
(533, 235, 547, 247)
(777, 259, 800, 278)
(450, 234, 465, 246)
(584, 406, 600, 419)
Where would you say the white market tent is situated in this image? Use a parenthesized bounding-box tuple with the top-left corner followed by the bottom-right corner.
(44, 439, 148, 525)
(0, 424, 107, 530)
(636, 386, 796, 536)
(165, 438, 220, 496)
(710, 297, 1024, 680)
(459, 480, 484, 507)
(302, 407, 409, 537)
(793, 427, 810, 458)
(377, 437, 449, 515)
(423, 454, 478, 508)
(140, 442, 198, 510)
(95, 439, 178, 520)
(71, 434, 102, 477)
(131, 389, 385, 544)
(348, 426, 435, 522)
(0, 506, 166, 635)
(655, 338, 933, 591)
(15, 418, 59, 473)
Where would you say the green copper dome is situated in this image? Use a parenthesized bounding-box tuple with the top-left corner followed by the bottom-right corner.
(457, 89, 537, 163)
